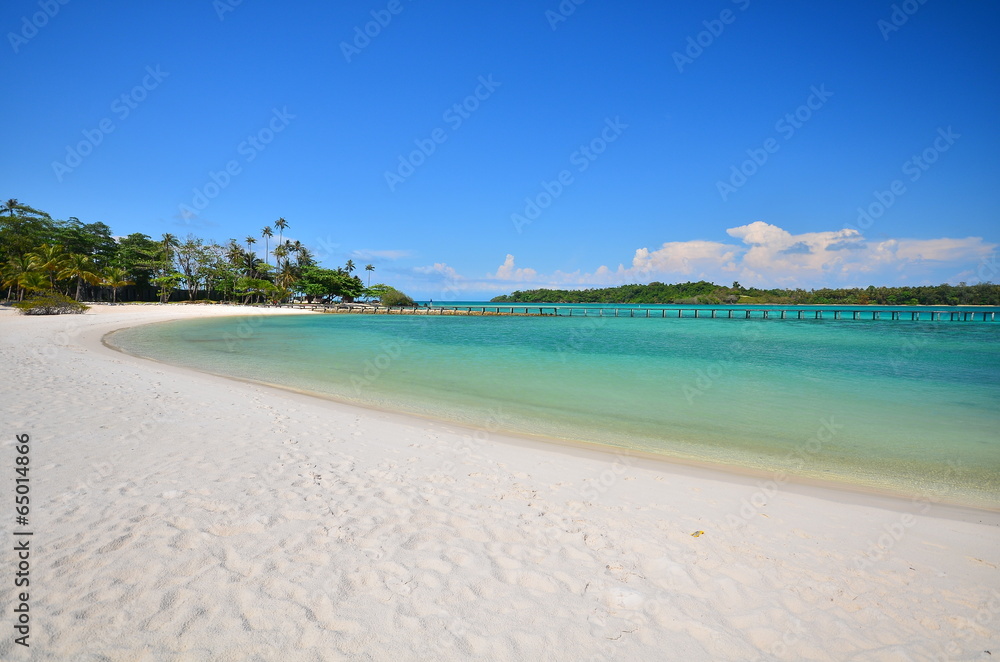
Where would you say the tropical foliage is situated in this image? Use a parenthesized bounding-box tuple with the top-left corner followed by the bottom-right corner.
(491, 280, 1000, 306)
(379, 287, 416, 307)
(0, 200, 385, 305)
(13, 291, 89, 315)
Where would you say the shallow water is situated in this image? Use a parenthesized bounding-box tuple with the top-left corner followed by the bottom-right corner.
(109, 310, 1000, 506)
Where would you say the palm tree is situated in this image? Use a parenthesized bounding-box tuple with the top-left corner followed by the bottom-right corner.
(157, 234, 180, 303)
(296, 247, 314, 267)
(2, 254, 37, 300)
(274, 217, 288, 249)
(365, 263, 374, 287)
(28, 243, 69, 290)
(261, 226, 273, 265)
(58, 253, 102, 301)
(226, 240, 245, 265)
(273, 244, 289, 269)
(242, 252, 261, 279)
(276, 260, 297, 295)
(20, 271, 49, 296)
(3, 198, 18, 216)
(281, 239, 302, 259)
(103, 267, 134, 304)
(345, 259, 356, 274)
(160, 233, 179, 255)
(245, 235, 257, 253)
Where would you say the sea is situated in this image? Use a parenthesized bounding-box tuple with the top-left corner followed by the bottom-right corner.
(107, 304, 1000, 507)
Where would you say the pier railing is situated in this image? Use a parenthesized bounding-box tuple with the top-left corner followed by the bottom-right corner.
(273, 303, 998, 321)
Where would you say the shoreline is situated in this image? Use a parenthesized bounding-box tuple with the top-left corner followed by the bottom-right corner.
(4, 303, 999, 659)
(102, 306, 1000, 515)
(104, 327, 1000, 516)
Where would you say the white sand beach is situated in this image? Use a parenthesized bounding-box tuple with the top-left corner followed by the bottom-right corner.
(1, 304, 998, 661)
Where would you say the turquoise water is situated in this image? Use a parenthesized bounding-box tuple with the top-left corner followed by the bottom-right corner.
(108, 309, 1000, 506)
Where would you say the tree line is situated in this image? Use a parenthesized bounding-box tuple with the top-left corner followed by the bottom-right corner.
(0, 199, 405, 305)
(491, 280, 1000, 306)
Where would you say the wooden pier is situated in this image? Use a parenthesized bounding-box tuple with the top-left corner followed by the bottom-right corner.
(274, 303, 999, 321)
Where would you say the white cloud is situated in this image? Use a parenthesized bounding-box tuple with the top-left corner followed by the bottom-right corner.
(892, 237, 995, 263)
(631, 240, 739, 277)
(414, 262, 461, 280)
(490, 254, 537, 282)
(402, 224, 996, 297)
(726, 220, 793, 247)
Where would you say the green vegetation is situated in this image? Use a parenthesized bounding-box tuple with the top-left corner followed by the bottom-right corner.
(492, 280, 1000, 306)
(379, 287, 416, 307)
(13, 292, 89, 315)
(0, 199, 403, 305)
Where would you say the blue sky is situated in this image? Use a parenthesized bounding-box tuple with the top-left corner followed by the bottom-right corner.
(3, 0, 998, 299)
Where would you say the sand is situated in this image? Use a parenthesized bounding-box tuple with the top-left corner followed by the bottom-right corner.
(1, 303, 998, 661)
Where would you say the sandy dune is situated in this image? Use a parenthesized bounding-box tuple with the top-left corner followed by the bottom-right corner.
(1, 304, 997, 661)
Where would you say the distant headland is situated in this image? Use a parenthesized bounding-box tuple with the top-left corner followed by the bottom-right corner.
(490, 280, 1000, 306)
